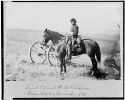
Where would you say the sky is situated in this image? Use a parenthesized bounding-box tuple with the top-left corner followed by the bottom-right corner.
(5, 2, 122, 35)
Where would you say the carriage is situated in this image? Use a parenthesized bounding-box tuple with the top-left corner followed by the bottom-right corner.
(30, 41, 57, 66)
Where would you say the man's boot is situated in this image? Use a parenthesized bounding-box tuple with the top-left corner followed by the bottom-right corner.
(72, 40, 75, 51)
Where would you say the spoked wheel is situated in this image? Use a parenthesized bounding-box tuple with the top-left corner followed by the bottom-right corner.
(30, 41, 48, 64)
(47, 45, 58, 66)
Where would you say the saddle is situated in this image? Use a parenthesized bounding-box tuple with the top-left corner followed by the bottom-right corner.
(72, 35, 81, 48)
(65, 34, 82, 52)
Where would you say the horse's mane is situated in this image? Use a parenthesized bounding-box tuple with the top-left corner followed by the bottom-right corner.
(46, 29, 65, 44)
(47, 29, 64, 38)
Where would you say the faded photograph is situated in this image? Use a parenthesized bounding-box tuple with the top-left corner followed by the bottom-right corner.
(4, 2, 123, 98)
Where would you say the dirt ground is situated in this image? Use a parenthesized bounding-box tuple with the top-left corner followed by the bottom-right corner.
(5, 53, 120, 81)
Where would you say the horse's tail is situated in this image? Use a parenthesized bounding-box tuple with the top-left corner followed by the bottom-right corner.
(96, 43, 101, 63)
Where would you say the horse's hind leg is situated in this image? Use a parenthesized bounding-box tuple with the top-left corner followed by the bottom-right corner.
(90, 57, 98, 75)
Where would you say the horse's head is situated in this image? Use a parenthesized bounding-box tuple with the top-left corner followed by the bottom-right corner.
(43, 28, 51, 44)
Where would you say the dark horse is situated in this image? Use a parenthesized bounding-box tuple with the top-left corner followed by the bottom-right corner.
(43, 28, 101, 78)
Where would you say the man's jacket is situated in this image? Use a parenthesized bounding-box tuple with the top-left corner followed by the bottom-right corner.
(70, 24, 79, 35)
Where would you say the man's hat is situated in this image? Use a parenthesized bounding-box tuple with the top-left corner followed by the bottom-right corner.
(70, 18, 77, 23)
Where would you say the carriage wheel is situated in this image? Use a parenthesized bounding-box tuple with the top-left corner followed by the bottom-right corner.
(30, 41, 47, 64)
(47, 45, 58, 66)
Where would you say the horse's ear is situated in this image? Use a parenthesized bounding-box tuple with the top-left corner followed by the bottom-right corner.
(45, 28, 47, 31)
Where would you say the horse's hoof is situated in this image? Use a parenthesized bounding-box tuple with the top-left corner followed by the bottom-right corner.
(66, 60, 71, 63)
(60, 74, 65, 80)
(53, 65, 57, 67)
(90, 71, 94, 76)
(60, 77, 65, 80)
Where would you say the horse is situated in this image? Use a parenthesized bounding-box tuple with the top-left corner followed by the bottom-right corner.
(42, 28, 101, 78)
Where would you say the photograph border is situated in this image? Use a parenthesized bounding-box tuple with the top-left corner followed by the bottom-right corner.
(1, 1, 124, 100)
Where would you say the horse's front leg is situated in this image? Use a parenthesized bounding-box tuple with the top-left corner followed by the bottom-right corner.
(58, 56, 63, 75)
(59, 62, 63, 75)
(63, 58, 66, 73)
(59, 59, 65, 80)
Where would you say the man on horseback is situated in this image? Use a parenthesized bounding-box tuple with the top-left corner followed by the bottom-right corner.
(66, 18, 79, 60)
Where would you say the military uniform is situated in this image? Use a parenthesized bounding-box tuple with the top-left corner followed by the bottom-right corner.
(66, 18, 79, 61)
